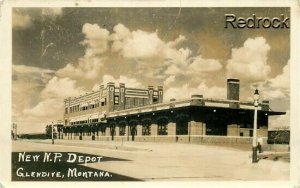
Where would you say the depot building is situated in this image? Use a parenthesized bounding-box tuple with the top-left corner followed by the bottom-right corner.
(58, 79, 285, 144)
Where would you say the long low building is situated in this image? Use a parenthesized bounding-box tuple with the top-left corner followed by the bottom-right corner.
(58, 79, 285, 144)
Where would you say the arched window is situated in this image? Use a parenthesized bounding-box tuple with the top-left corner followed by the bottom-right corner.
(142, 118, 151, 136)
(157, 116, 168, 135)
(118, 121, 127, 136)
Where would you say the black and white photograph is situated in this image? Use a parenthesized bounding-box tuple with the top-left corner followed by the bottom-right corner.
(0, 1, 299, 187)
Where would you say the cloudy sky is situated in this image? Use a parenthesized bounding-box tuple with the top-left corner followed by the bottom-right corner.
(12, 7, 290, 133)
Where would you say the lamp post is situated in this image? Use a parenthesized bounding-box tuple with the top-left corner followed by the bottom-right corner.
(252, 89, 259, 163)
(51, 122, 54, 144)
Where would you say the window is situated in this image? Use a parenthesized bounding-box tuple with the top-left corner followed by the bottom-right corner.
(90, 104, 95, 109)
(130, 125, 137, 136)
(134, 98, 138, 106)
(142, 125, 151, 135)
(125, 97, 134, 108)
(91, 119, 98, 123)
(157, 117, 168, 135)
(142, 119, 151, 135)
(114, 96, 119, 104)
(249, 130, 253, 137)
(138, 98, 144, 106)
(158, 124, 167, 135)
(101, 98, 107, 106)
(119, 126, 125, 136)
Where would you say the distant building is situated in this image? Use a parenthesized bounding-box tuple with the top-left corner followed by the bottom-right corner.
(59, 79, 285, 144)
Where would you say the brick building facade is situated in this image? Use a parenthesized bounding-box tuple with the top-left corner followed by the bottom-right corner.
(59, 79, 285, 144)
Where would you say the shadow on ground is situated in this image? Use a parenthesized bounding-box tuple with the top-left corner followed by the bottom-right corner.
(12, 152, 141, 181)
(258, 152, 290, 162)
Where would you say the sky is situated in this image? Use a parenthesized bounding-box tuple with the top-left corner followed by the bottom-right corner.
(12, 7, 290, 133)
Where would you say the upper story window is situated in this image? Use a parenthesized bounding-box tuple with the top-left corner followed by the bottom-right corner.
(114, 96, 119, 104)
(101, 98, 107, 106)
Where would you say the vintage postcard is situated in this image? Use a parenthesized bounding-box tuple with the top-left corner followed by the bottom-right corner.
(0, 0, 299, 188)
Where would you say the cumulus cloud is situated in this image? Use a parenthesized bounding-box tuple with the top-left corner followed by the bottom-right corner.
(41, 76, 81, 99)
(269, 60, 290, 89)
(112, 28, 164, 59)
(111, 24, 131, 41)
(56, 56, 103, 80)
(167, 35, 186, 47)
(253, 60, 290, 100)
(56, 23, 110, 80)
(22, 76, 83, 124)
(23, 98, 63, 118)
(110, 24, 222, 86)
(100, 75, 144, 88)
(226, 37, 271, 82)
(187, 55, 222, 74)
(163, 54, 222, 87)
(164, 82, 226, 101)
(12, 65, 58, 133)
(111, 23, 187, 61)
(81, 23, 110, 57)
(12, 65, 54, 116)
(164, 64, 182, 75)
(74, 23, 222, 88)
(164, 75, 176, 87)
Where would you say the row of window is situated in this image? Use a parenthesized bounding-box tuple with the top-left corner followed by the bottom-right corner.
(65, 96, 161, 114)
(65, 124, 168, 136)
(65, 100, 107, 114)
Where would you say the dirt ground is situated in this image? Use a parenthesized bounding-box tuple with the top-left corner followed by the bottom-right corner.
(12, 139, 290, 181)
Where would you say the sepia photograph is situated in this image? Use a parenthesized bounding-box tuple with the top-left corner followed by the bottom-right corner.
(0, 1, 297, 187)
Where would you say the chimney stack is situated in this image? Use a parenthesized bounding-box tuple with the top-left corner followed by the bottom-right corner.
(227, 78, 240, 101)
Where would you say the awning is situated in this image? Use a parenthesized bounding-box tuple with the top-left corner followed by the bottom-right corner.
(70, 119, 76, 123)
(80, 103, 88, 107)
(100, 98, 106, 102)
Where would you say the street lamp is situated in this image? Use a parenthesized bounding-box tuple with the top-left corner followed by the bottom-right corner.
(51, 122, 55, 144)
(252, 89, 259, 163)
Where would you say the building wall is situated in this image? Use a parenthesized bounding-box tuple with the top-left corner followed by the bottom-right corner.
(240, 128, 250, 137)
(227, 124, 240, 136)
(190, 121, 206, 135)
(257, 126, 268, 137)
